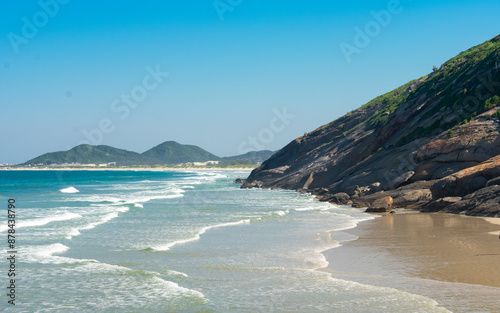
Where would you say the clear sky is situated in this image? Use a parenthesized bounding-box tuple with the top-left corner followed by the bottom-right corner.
(1, 0, 499, 163)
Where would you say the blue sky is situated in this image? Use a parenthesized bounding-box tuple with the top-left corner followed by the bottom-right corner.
(1, 0, 499, 163)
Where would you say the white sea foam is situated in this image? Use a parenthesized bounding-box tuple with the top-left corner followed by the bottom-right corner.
(180, 172, 228, 185)
(78, 212, 121, 231)
(60, 186, 79, 193)
(152, 219, 251, 251)
(21, 245, 205, 300)
(72, 185, 185, 205)
(22, 243, 96, 264)
(55, 256, 205, 301)
(66, 228, 81, 239)
(294, 206, 321, 212)
(70, 195, 124, 203)
(328, 215, 375, 233)
(151, 276, 205, 299)
(53, 182, 188, 240)
(0, 212, 82, 233)
(164, 270, 189, 278)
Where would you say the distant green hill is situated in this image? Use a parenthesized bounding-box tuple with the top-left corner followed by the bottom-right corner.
(142, 141, 220, 165)
(220, 150, 275, 165)
(23, 144, 150, 166)
(22, 140, 275, 166)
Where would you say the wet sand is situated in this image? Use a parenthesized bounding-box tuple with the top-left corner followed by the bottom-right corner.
(327, 212, 500, 287)
(323, 212, 500, 312)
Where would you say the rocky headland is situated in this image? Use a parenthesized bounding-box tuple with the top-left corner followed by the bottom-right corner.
(242, 35, 500, 217)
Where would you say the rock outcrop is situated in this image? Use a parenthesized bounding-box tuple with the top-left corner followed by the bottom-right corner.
(366, 196, 394, 213)
(242, 35, 500, 217)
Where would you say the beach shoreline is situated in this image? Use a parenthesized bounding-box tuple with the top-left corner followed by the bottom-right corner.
(322, 211, 500, 312)
(326, 211, 500, 287)
(483, 217, 500, 236)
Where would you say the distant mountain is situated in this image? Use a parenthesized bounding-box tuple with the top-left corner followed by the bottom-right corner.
(22, 140, 274, 167)
(142, 141, 220, 164)
(23, 144, 150, 166)
(221, 150, 275, 165)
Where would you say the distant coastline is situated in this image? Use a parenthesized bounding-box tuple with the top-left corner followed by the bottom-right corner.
(0, 166, 256, 172)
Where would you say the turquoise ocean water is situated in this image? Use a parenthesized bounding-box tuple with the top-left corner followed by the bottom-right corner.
(0, 170, 455, 312)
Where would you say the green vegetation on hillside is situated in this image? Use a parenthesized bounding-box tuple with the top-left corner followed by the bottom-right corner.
(311, 35, 500, 151)
(220, 150, 275, 165)
(23, 145, 150, 166)
(142, 141, 220, 165)
(395, 35, 500, 146)
(23, 141, 274, 167)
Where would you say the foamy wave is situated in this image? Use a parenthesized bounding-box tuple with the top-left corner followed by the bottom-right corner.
(21, 245, 203, 300)
(152, 219, 251, 251)
(74, 185, 185, 206)
(294, 207, 321, 212)
(294, 202, 341, 212)
(66, 260, 205, 300)
(70, 195, 123, 203)
(127, 193, 184, 203)
(78, 211, 122, 231)
(327, 214, 375, 233)
(66, 228, 81, 239)
(22, 243, 96, 265)
(18, 244, 206, 306)
(205, 172, 228, 179)
(180, 172, 228, 184)
(275, 210, 289, 216)
(152, 276, 204, 299)
(163, 270, 189, 278)
(60, 187, 79, 193)
(61, 190, 172, 239)
(0, 212, 82, 233)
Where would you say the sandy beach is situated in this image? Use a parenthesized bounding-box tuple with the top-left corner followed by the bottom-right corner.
(324, 212, 500, 312)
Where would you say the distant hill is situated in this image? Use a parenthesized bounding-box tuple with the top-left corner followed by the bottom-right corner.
(142, 141, 220, 164)
(23, 144, 150, 166)
(22, 140, 275, 167)
(220, 150, 275, 165)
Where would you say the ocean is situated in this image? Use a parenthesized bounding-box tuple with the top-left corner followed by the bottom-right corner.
(0, 170, 451, 312)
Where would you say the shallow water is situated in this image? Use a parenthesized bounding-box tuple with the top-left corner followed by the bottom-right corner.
(0, 170, 451, 312)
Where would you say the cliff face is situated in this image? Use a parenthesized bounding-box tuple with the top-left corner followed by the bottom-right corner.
(243, 35, 500, 217)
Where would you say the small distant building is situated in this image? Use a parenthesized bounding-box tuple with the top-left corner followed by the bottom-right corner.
(192, 160, 220, 166)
